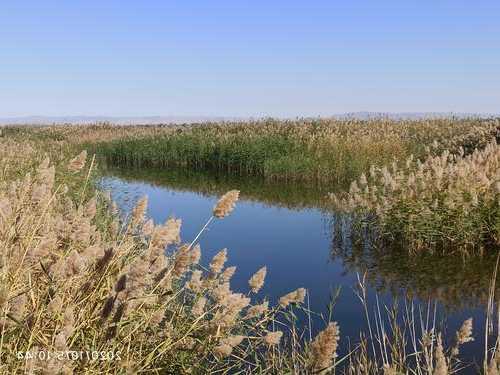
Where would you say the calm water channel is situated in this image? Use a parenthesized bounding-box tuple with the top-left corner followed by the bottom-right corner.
(99, 166, 498, 366)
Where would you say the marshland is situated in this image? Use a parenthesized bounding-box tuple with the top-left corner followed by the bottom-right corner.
(1, 119, 499, 374)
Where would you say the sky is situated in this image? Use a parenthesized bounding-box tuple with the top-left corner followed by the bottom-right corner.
(1, 1, 499, 118)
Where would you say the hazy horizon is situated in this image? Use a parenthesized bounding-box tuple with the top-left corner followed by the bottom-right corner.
(2, 1, 499, 117)
(1, 111, 498, 126)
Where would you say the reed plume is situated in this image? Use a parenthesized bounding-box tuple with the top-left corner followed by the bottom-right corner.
(452, 318, 474, 355)
(129, 196, 148, 229)
(67, 150, 87, 172)
(245, 301, 268, 319)
(434, 335, 448, 375)
(263, 331, 283, 346)
(279, 288, 306, 307)
(191, 297, 206, 317)
(221, 266, 237, 282)
(248, 266, 266, 293)
(309, 322, 340, 373)
(213, 190, 240, 218)
(210, 249, 228, 274)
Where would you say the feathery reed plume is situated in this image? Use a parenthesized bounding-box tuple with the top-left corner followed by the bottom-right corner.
(456, 318, 473, 345)
(129, 196, 148, 230)
(221, 266, 237, 282)
(67, 150, 87, 172)
(223, 335, 245, 347)
(279, 288, 306, 307)
(214, 335, 245, 359)
(190, 244, 201, 264)
(263, 331, 283, 346)
(210, 249, 227, 274)
(150, 218, 181, 249)
(84, 195, 97, 219)
(434, 334, 448, 375)
(212, 282, 231, 304)
(309, 322, 340, 373)
(54, 331, 68, 351)
(173, 245, 192, 277)
(211, 292, 250, 328)
(142, 219, 154, 236)
(119, 258, 150, 303)
(191, 297, 206, 317)
(452, 318, 474, 355)
(149, 309, 164, 326)
(187, 270, 203, 292)
(248, 266, 266, 293)
(213, 190, 240, 218)
(62, 306, 75, 337)
(245, 301, 269, 319)
(9, 294, 27, 321)
(47, 295, 63, 315)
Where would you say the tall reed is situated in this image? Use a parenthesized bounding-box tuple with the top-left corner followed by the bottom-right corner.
(86, 118, 499, 186)
(2, 122, 500, 374)
(332, 137, 500, 253)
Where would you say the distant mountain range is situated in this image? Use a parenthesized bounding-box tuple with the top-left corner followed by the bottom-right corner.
(337, 112, 498, 120)
(0, 112, 497, 125)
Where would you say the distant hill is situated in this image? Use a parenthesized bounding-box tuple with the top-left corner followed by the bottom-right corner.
(0, 112, 497, 125)
(336, 112, 497, 120)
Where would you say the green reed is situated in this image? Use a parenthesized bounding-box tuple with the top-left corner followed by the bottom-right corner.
(91, 118, 499, 187)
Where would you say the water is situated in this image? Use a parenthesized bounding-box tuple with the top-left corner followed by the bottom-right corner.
(99, 166, 497, 365)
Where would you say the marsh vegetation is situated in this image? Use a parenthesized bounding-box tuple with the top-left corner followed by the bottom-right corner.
(1, 120, 499, 374)
(92, 118, 498, 186)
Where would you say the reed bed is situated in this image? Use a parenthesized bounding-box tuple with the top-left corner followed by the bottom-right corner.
(1, 124, 500, 373)
(332, 137, 500, 254)
(83, 118, 499, 186)
(1, 136, 335, 373)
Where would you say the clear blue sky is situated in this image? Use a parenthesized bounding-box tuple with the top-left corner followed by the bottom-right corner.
(1, 1, 499, 117)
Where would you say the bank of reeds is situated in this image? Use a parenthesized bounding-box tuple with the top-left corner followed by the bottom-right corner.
(332, 138, 500, 254)
(88, 118, 498, 186)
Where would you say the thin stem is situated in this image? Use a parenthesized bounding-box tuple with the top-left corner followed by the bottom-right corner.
(189, 216, 214, 249)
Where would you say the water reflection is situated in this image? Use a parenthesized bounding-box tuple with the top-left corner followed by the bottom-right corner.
(100, 165, 332, 210)
(330, 221, 500, 310)
(99, 165, 498, 362)
(103, 166, 499, 312)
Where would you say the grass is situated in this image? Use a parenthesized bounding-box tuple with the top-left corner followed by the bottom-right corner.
(1, 122, 500, 373)
(90, 118, 499, 186)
